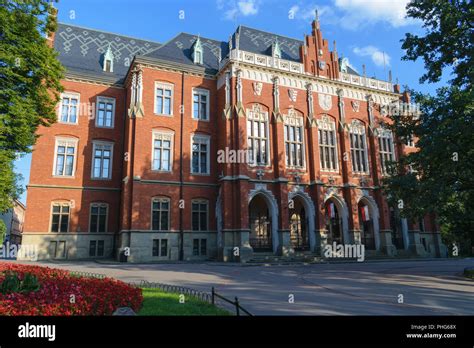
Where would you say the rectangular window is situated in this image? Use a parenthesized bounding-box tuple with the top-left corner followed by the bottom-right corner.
(192, 200, 208, 231)
(90, 203, 108, 233)
(350, 132, 368, 173)
(284, 123, 304, 168)
(379, 132, 395, 175)
(152, 239, 168, 257)
(193, 239, 207, 256)
(192, 89, 209, 121)
(152, 198, 170, 231)
(155, 83, 173, 115)
(51, 203, 70, 233)
(59, 93, 79, 124)
(318, 128, 338, 171)
(92, 142, 113, 179)
(152, 132, 173, 172)
(191, 135, 210, 174)
(96, 97, 115, 128)
(54, 139, 77, 177)
(247, 109, 269, 166)
(89, 241, 97, 257)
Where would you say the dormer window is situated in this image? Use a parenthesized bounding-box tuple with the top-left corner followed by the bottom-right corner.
(272, 37, 281, 59)
(103, 44, 114, 73)
(192, 36, 203, 65)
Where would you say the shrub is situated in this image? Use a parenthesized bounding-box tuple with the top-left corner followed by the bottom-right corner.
(0, 264, 143, 315)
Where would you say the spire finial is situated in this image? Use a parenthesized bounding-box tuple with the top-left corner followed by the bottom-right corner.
(315, 9, 319, 22)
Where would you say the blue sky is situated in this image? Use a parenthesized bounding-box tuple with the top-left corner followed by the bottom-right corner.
(15, 0, 449, 204)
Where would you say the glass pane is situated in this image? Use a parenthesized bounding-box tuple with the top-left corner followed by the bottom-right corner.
(60, 215, 68, 232)
(200, 212, 207, 230)
(164, 98, 171, 114)
(156, 97, 163, 113)
(192, 212, 199, 230)
(160, 212, 168, 230)
(99, 214, 106, 232)
(90, 214, 98, 232)
(161, 239, 167, 256)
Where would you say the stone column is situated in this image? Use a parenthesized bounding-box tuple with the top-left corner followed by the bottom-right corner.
(379, 229, 396, 256)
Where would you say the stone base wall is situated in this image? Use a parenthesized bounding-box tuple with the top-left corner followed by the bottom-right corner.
(18, 232, 115, 260)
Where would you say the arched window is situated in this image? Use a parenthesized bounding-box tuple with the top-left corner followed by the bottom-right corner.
(284, 108, 305, 168)
(318, 115, 338, 171)
(349, 120, 369, 173)
(378, 128, 395, 175)
(247, 104, 269, 166)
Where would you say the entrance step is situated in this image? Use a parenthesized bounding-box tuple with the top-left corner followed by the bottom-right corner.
(246, 252, 320, 264)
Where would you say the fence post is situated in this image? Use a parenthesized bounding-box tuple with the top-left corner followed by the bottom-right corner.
(211, 287, 215, 305)
(235, 297, 240, 316)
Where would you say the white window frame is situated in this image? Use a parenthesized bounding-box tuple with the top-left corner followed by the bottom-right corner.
(152, 131, 174, 172)
(192, 88, 210, 121)
(317, 116, 339, 172)
(89, 203, 109, 233)
(95, 96, 115, 128)
(246, 104, 270, 167)
(58, 92, 80, 125)
(190, 134, 210, 175)
(378, 129, 396, 175)
(49, 202, 71, 233)
(91, 141, 114, 180)
(191, 199, 209, 231)
(284, 111, 305, 169)
(154, 82, 174, 116)
(52, 137, 78, 178)
(349, 121, 370, 174)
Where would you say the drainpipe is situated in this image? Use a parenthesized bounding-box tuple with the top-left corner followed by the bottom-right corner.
(179, 72, 185, 260)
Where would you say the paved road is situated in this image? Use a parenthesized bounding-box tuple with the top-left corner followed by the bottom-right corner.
(5, 258, 474, 315)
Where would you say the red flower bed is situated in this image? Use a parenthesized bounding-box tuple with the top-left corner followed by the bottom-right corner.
(0, 263, 143, 315)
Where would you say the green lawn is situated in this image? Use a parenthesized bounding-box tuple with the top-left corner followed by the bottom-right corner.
(138, 288, 231, 316)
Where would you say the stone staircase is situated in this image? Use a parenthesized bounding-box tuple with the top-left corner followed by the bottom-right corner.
(245, 252, 321, 264)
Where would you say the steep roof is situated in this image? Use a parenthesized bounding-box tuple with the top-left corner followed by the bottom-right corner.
(143, 33, 228, 74)
(233, 25, 303, 62)
(54, 23, 161, 84)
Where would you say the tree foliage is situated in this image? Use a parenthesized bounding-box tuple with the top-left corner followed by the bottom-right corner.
(0, 0, 64, 212)
(383, 0, 473, 253)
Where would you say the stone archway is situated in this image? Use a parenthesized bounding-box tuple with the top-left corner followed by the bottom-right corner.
(323, 194, 350, 244)
(357, 195, 381, 251)
(248, 186, 279, 254)
(289, 189, 317, 252)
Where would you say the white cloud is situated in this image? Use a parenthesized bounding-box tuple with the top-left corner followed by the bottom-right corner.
(238, 0, 258, 16)
(353, 46, 391, 67)
(334, 0, 416, 30)
(220, 0, 260, 20)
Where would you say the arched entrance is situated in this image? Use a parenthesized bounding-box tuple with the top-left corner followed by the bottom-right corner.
(289, 197, 309, 251)
(358, 201, 375, 250)
(325, 199, 343, 244)
(249, 194, 272, 251)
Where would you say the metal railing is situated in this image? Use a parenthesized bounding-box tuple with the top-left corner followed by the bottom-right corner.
(138, 280, 252, 316)
(249, 237, 272, 251)
(212, 287, 253, 316)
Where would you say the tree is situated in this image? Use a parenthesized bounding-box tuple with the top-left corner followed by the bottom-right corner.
(383, 0, 473, 255)
(0, 0, 64, 212)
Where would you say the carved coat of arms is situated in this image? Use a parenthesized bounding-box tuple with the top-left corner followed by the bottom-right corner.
(318, 94, 332, 111)
(351, 100, 360, 112)
(253, 82, 263, 96)
(288, 89, 297, 102)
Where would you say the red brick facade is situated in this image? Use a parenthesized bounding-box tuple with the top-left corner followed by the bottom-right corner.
(21, 18, 446, 262)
